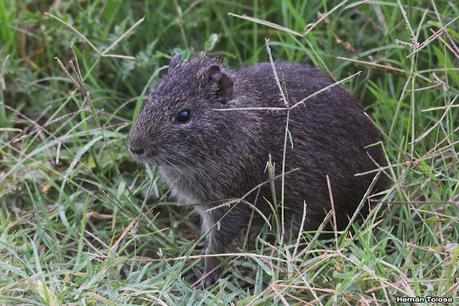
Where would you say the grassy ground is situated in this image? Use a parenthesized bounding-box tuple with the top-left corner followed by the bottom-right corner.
(0, 0, 458, 304)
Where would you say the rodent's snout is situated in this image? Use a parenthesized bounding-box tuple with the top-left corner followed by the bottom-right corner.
(128, 146, 144, 156)
(127, 131, 147, 160)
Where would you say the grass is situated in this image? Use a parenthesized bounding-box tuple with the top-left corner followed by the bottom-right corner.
(0, 0, 458, 304)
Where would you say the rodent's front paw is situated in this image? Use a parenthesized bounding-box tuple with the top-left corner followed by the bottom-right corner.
(195, 257, 222, 289)
(195, 270, 220, 289)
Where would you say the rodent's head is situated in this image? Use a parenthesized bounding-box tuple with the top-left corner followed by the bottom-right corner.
(128, 55, 236, 166)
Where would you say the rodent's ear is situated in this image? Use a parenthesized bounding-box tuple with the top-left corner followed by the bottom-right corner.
(206, 65, 233, 104)
(168, 54, 183, 72)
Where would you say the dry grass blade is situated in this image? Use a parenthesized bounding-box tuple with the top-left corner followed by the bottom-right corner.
(435, 33, 459, 60)
(374, 200, 459, 208)
(326, 175, 339, 249)
(265, 38, 289, 107)
(0, 54, 10, 90)
(103, 17, 145, 55)
(292, 201, 307, 259)
(230, 1, 353, 39)
(406, 16, 459, 58)
(303, 0, 349, 36)
(228, 13, 303, 37)
(290, 71, 362, 109)
(108, 219, 137, 258)
(337, 57, 406, 74)
(0, 127, 21, 132)
(204, 168, 300, 229)
(214, 71, 362, 112)
(44, 12, 139, 60)
(397, 0, 417, 44)
(413, 96, 458, 143)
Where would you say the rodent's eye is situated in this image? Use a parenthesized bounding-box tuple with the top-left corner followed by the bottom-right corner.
(176, 109, 191, 123)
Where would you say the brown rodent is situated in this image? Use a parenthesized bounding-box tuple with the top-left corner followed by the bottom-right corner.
(128, 55, 387, 287)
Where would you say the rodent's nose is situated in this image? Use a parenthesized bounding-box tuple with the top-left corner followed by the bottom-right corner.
(129, 146, 145, 156)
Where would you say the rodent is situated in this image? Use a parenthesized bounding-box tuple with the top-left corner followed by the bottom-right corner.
(128, 55, 387, 288)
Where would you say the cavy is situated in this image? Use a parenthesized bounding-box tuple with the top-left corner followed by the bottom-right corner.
(128, 55, 386, 287)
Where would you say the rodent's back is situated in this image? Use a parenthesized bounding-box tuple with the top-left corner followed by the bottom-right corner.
(232, 62, 385, 227)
